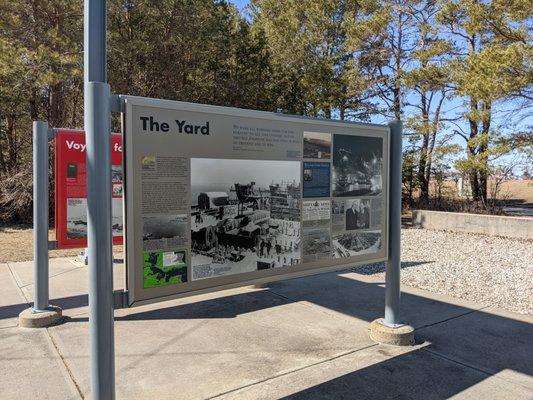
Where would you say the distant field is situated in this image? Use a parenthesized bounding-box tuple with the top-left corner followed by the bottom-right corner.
(429, 179, 533, 203)
(497, 180, 533, 203)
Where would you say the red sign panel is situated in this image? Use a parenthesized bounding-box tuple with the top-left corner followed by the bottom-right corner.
(55, 129, 123, 248)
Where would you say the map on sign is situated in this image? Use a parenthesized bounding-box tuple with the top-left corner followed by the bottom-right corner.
(123, 96, 390, 306)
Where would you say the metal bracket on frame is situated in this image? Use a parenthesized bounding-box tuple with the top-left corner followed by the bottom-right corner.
(113, 290, 129, 309)
(78, 248, 89, 265)
(48, 128, 57, 140)
(47, 240, 58, 250)
(110, 94, 125, 113)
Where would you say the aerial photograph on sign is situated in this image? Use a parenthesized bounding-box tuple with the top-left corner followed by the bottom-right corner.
(190, 158, 301, 280)
(303, 131, 331, 159)
(302, 225, 331, 262)
(332, 135, 383, 197)
(333, 230, 382, 258)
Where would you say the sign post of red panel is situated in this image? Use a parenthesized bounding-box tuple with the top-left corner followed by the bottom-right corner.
(55, 129, 123, 248)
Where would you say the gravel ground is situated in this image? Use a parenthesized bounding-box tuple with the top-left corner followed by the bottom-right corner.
(353, 228, 533, 315)
(2, 225, 531, 314)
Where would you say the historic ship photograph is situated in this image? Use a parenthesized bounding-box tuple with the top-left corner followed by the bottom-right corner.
(332, 134, 383, 197)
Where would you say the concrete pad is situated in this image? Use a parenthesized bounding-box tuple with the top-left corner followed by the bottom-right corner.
(2, 258, 532, 399)
(267, 270, 485, 329)
(8, 258, 81, 288)
(13, 258, 125, 317)
(0, 263, 28, 328)
(418, 306, 533, 388)
(49, 287, 376, 399)
(0, 327, 81, 400)
(217, 344, 533, 400)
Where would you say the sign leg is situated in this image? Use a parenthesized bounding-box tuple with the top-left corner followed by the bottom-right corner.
(370, 120, 414, 346)
(19, 121, 62, 328)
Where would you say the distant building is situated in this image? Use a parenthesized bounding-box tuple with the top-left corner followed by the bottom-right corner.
(198, 192, 229, 209)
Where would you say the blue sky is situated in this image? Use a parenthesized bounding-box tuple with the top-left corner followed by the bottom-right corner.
(230, 0, 249, 10)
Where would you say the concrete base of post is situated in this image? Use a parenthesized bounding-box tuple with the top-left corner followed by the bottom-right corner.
(369, 318, 415, 346)
(18, 306, 63, 328)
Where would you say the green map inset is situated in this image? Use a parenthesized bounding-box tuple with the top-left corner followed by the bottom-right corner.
(143, 251, 187, 288)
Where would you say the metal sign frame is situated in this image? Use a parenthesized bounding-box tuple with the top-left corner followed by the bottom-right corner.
(121, 95, 391, 307)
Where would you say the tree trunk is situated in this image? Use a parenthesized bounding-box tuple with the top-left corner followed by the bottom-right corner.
(479, 102, 491, 204)
(5, 115, 18, 172)
(468, 99, 481, 201)
(0, 113, 5, 173)
(418, 152, 429, 203)
(49, 81, 63, 127)
(417, 93, 430, 203)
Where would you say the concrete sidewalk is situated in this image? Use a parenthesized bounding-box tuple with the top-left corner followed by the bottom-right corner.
(1, 258, 532, 399)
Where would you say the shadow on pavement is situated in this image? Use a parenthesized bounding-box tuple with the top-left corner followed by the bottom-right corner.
(1, 268, 532, 399)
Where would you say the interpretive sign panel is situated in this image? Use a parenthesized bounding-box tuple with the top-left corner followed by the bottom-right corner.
(123, 96, 390, 305)
(55, 129, 123, 248)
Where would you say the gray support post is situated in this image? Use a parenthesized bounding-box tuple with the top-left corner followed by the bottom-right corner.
(85, 0, 115, 398)
(369, 120, 414, 346)
(33, 121, 50, 312)
(384, 119, 403, 326)
(18, 122, 62, 328)
(86, 81, 114, 400)
(84, 0, 107, 83)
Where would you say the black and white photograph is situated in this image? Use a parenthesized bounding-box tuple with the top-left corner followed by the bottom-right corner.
(67, 198, 123, 239)
(142, 214, 188, 250)
(345, 198, 371, 230)
(112, 198, 123, 235)
(112, 183, 123, 197)
(331, 199, 345, 233)
(331, 199, 345, 215)
(190, 158, 301, 280)
(111, 165, 123, 183)
(332, 134, 383, 197)
(370, 197, 383, 228)
(303, 131, 331, 159)
(333, 230, 381, 258)
(66, 198, 87, 239)
(302, 226, 331, 263)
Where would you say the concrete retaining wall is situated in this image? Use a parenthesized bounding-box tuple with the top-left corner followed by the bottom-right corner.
(411, 210, 533, 240)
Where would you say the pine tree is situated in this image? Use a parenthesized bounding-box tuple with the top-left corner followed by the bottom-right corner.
(438, 0, 532, 203)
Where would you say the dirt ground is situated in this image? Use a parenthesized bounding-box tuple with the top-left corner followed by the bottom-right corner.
(0, 226, 123, 263)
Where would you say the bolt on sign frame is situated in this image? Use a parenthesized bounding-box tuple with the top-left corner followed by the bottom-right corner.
(122, 95, 390, 307)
